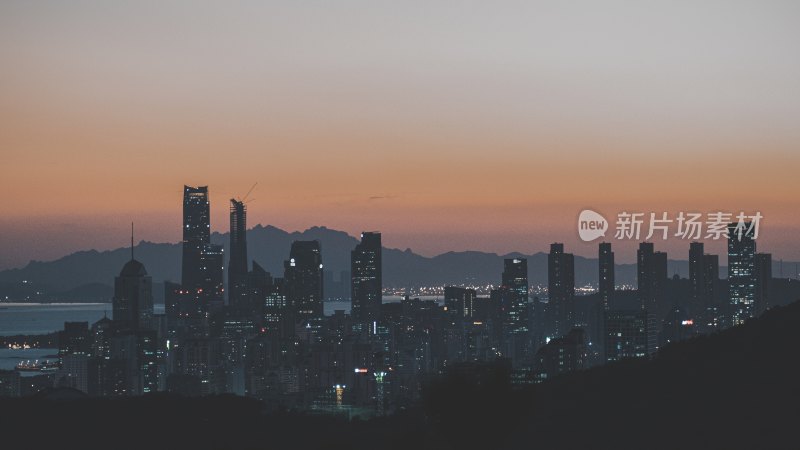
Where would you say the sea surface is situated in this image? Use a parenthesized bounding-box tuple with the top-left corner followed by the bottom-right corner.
(0, 303, 116, 336)
(0, 296, 442, 337)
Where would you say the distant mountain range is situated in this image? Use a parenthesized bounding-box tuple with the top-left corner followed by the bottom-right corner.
(0, 224, 777, 302)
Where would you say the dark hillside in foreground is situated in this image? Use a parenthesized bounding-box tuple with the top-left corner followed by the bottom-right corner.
(526, 299, 800, 449)
(420, 301, 800, 449)
(2, 301, 800, 450)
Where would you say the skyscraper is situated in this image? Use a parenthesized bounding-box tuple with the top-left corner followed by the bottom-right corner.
(502, 257, 529, 332)
(199, 243, 225, 305)
(637, 242, 667, 316)
(182, 186, 210, 292)
(444, 286, 477, 319)
(755, 253, 772, 314)
(548, 244, 574, 338)
(59, 321, 90, 361)
(111, 235, 158, 396)
(113, 259, 154, 332)
(113, 235, 153, 332)
(228, 199, 248, 309)
(244, 261, 272, 323)
(690, 242, 723, 331)
(728, 222, 756, 326)
(285, 240, 324, 323)
(689, 242, 706, 315)
(262, 275, 287, 331)
(351, 232, 382, 324)
(702, 253, 721, 330)
(598, 242, 614, 311)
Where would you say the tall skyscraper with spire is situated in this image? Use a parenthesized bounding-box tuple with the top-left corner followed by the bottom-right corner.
(351, 232, 382, 324)
(113, 224, 153, 331)
(228, 199, 248, 309)
(182, 185, 210, 293)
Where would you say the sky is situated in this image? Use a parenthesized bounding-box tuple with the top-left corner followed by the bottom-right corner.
(1, 1, 799, 271)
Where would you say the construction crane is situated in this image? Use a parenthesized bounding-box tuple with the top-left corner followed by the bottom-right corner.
(233, 182, 258, 205)
(239, 181, 258, 203)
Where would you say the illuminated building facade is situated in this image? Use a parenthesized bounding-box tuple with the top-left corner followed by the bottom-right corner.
(728, 222, 756, 325)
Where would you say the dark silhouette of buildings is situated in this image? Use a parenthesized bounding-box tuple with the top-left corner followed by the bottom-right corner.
(689, 241, 705, 313)
(351, 232, 382, 324)
(755, 252, 772, 314)
(703, 253, 722, 330)
(284, 240, 324, 323)
(660, 306, 695, 346)
(113, 260, 153, 331)
(548, 244, 574, 338)
(444, 286, 476, 319)
(59, 322, 90, 362)
(637, 242, 667, 318)
(261, 272, 288, 333)
(181, 186, 210, 292)
(199, 243, 225, 306)
(228, 199, 249, 310)
(7, 299, 800, 450)
(604, 309, 654, 361)
(690, 242, 723, 331)
(533, 328, 587, 381)
(598, 242, 614, 311)
(242, 261, 272, 323)
(113, 233, 153, 332)
(17, 181, 800, 441)
(632, 242, 666, 356)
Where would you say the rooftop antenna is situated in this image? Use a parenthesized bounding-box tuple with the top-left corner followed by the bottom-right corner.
(131, 222, 134, 261)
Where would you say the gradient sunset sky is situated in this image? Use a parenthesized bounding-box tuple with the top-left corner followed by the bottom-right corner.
(1, 1, 799, 271)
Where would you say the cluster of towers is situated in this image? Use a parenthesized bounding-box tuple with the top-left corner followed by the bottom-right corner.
(102, 185, 388, 410)
(161, 186, 382, 332)
(63, 188, 773, 404)
(534, 223, 771, 378)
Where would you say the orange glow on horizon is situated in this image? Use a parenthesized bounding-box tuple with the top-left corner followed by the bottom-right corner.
(1, 2, 799, 269)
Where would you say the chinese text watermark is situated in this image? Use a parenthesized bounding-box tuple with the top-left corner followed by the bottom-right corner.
(578, 210, 762, 242)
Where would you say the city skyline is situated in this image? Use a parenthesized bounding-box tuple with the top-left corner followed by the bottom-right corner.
(2, 1, 800, 270)
(2, 3, 799, 447)
(1, 178, 783, 406)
